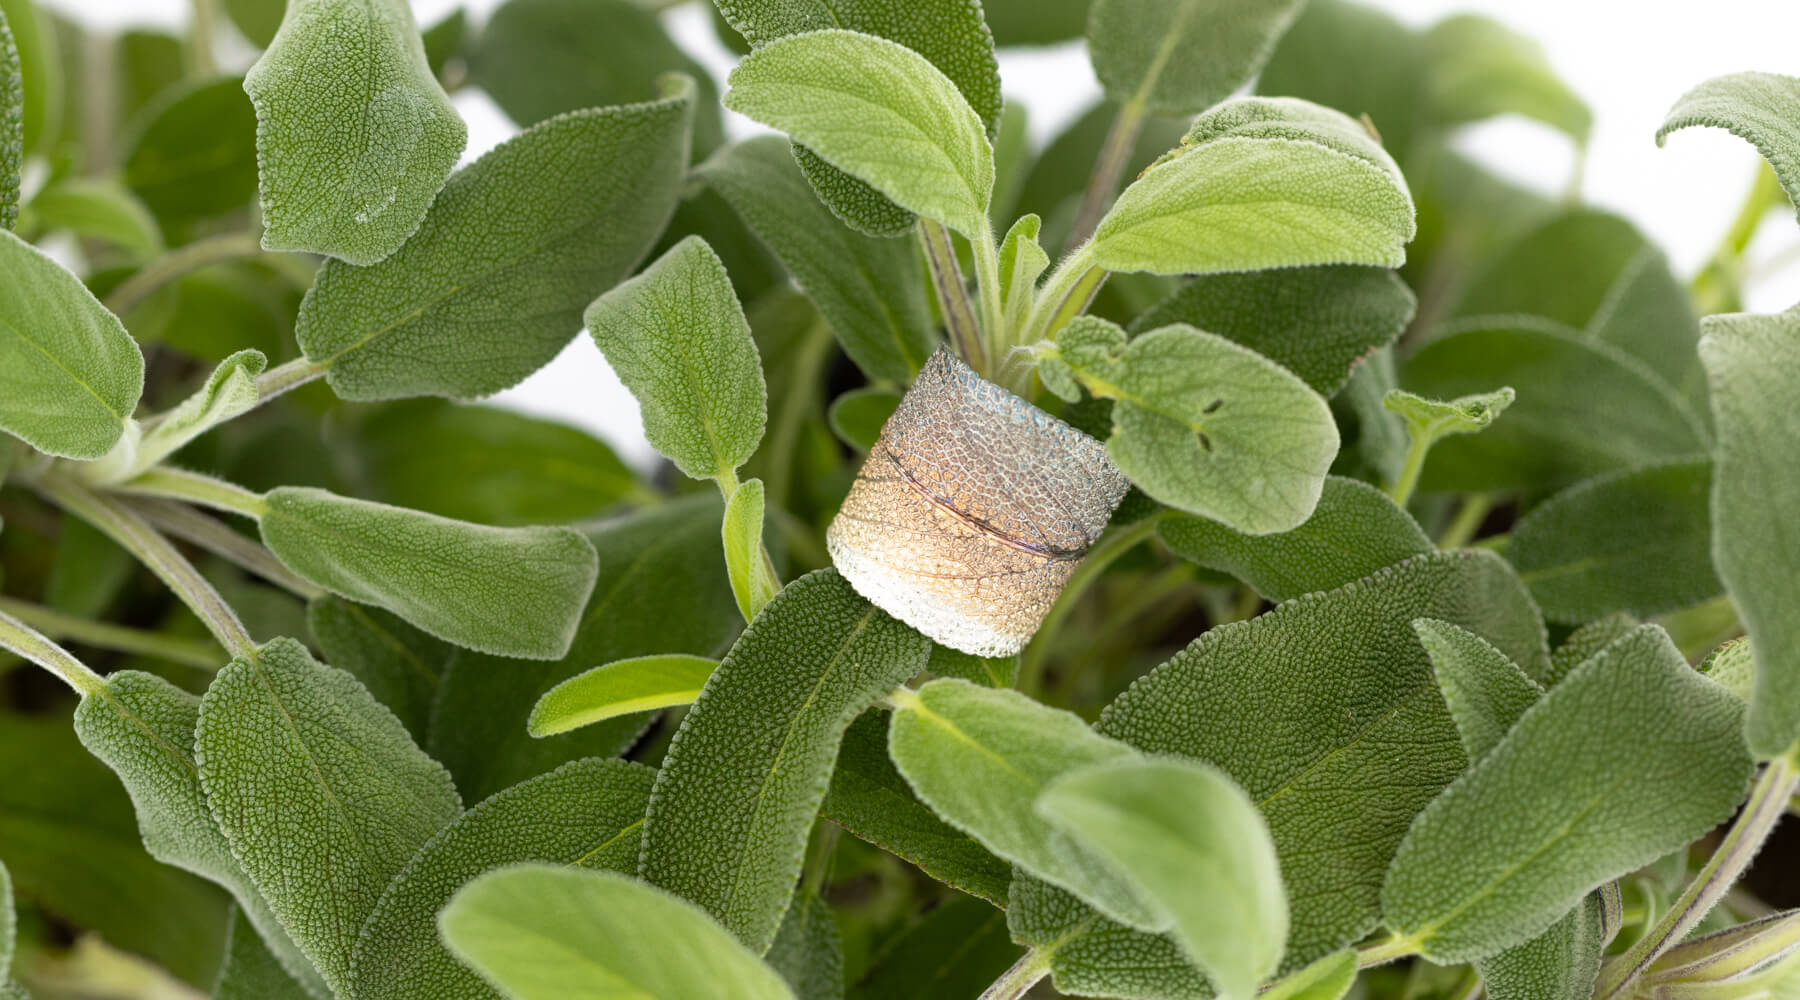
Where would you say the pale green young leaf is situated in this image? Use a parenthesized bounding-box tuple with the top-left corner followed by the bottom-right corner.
(526, 655, 719, 738)
(1384, 385, 1514, 441)
(22, 178, 161, 256)
(1159, 475, 1431, 602)
(1381, 625, 1752, 961)
(1658, 73, 1800, 222)
(196, 638, 462, 995)
(1423, 14, 1590, 142)
(1092, 97, 1415, 275)
(0, 228, 144, 459)
(1262, 950, 1356, 1000)
(821, 712, 1012, 906)
(1038, 757, 1289, 1000)
(983, 0, 1090, 47)
(245, 0, 465, 263)
(826, 388, 899, 452)
(308, 596, 452, 744)
(1087, 0, 1306, 116)
(348, 759, 656, 1000)
(585, 235, 767, 482)
(1093, 552, 1548, 973)
(1700, 308, 1800, 758)
(766, 893, 842, 1000)
(440, 866, 798, 1000)
(1413, 618, 1542, 762)
(640, 570, 928, 952)
(1508, 460, 1720, 624)
(110, 349, 265, 480)
(1131, 266, 1416, 398)
(1055, 317, 1340, 535)
(121, 77, 258, 223)
(0, 5, 18, 230)
(998, 213, 1049, 321)
(1014, 98, 1187, 248)
(697, 137, 935, 384)
(887, 680, 1156, 930)
(1545, 613, 1637, 688)
(214, 909, 312, 1000)
(724, 29, 995, 240)
(849, 893, 1016, 999)
(296, 82, 694, 400)
(1473, 895, 1606, 1000)
(260, 487, 600, 660)
(222, 0, 281, 48)
(723, 478, 780, 621)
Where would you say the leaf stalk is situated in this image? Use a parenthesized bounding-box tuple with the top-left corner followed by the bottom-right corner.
(114, 466, 270, 520)
(978, 948, 1051, 1000)
(1017, 512, 1165, 696)
(101, 230, 264, 316)
(0, 595, 221, 671)
(919, 218, 989, 375)
(0, 608, 108, 695)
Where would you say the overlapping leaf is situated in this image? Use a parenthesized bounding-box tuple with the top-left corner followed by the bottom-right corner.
(308, 596, 452, 744)
(214, 909, 312, 1000)
(1658, 72, 1800, 221)
(1087, 0, 1305, 116)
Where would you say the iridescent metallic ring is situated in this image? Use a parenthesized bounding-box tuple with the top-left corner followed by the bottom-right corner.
(827, 350, 1131, 657)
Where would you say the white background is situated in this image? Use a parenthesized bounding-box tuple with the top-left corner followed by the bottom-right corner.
(47, 0, 1800, 469)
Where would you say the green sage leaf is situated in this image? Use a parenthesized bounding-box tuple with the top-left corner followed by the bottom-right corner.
(1473, 895, 1606, 1000)
(121, 76, 258, 224)
(826, 388, 900, 453)
(23, 177, 162, 257)
(0, 5, 19, 230)
(847, 893, 1016, 998)
(308, 596, 452, 744)
(1413, 618, 1541, 762)
(723, 478, 780, 621)
(1262, 950, 1356, 1000)
(1087, 0, 1306, 116)
(1383, 385, 1514, 440)
(1658, 72, 1800, 221)
(214, 909, 311, 1000)
(767, 894, 842, 1000)
(0, 0, 54, 159)
(527, 655, 720, 738)
(1545, 613, 1637, 688)
(1006, 876, 1206, 1000)
(1422, 14, 1589, 142)
(114, 349, 265, 480)
(245, 0, 465, 263)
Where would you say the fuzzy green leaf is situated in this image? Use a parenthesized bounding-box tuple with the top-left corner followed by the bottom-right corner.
(1384, 385, 1514, 440)
(1159, 475, 1431, 601)
(1087, 0, 1305, 116)
(121, 77, 259, 224)
(527, 655, 719, 737)
(1473, 895, 1606, 1000)
(195, 638, 462, 995)
(1263, 950, 1356, 1000)
(848, 893, 1016, 999)
(1508, 460, 1720, 624)
(295, 81, 693, 400)
(1658, 73, 1800, 223)
(1006, 876, 1207, 1000)
(1092, 97, 1415, 275)
(441, 866, 798, 1000)
(586, 236, 767, 482)
(260, 487, 598, 660)
(997, 213, 1048, 316)
(1413, 618, 1542, 762)
(767, 893, 842, 1000)
(1015, 99, 1187, 249)
(826, 388, 900, 452)
(1423, 14, 1590, 141)
(1381, 625, 1752, 962)
(724, 29, 994, 240)
(348, 759, 656, 1000)
(308, 596, 451, 744)
(21, 177, 161, 256)
(1701, 308, 1800, 758)
(214, 909, 312, 1000)
(245, 0, 465, 263)
(0, 5, 19, 230)
(723, 478, 780, 621)
(1545, 613, 1638, 688)
(1131, 266, 1416, 397)
(1038, 757, 1289, 1000)
(640, 570, 928, 952)
(0, 228, 144, 459)
(698, 137, 935, 384)
(111, 349, 265, 480)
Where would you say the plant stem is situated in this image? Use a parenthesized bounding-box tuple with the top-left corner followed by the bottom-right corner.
(1437, 494, 1494, 549)
(102, 231, 263, 316)
(1594, 750, 1800, 999)
(1067, 96, 1148, 252)
(254, 357, 329, 404)
(115, 466, 270, 520)
(979, 949, 1051, 1000)
(35, 475, 257, 659)
(0, 608, 107, 695)
(1022, 244, 1104, 346)
(800, 823, 839, 897)
(126, 497, 323, 600)
(0, 595, 221, 671)
(1356, 932, 1421, 968)
(1017, 512, 1164, 696)
(919, 218, 988, 374)
(1389, 432, 1432, 508)
(970, 218, 1008, 368)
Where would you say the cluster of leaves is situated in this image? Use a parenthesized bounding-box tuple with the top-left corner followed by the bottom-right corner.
(0, 0, 1798, 998)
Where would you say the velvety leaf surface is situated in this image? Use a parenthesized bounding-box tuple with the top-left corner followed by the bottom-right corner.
(847, 893, 1015, 999)
(925, 642, 1017, 690)
(697, 136, 935, 384)
(527, 655, 719, 737)
(1159, 476, 1431, 601)
(1087, 0, 1305, 116)
(245, 0, 465, 263)
(1381, 625, 1752, 961)
(722, 479, 779, 621)
(1700, 308, 1800, 758)
(440, 866, 797, 1000)
(0, 229, 144, 459)
(1422, 14, 1589, 141)
(295, 84, 692, 400)
(585, 236, 767, 482)
(1413, 618, 1541, 761)
(260, 487, 599, 660)
(195, 638, 463, 995)
(640, 569, 929, 952)
(0, 5, 18, 230)
(121, 76, 258, 223)
(1257, 0, 1427, 162)
(348, 759, 656, 1000)
(1508, 460, 1720, 623)
(1473, 895, 1605, 1000)
(1658, 72, 1800, 221)
(118, 348, 264, 478)
(1130, 266, 1416, 397)
(214, 908, 311, 1000)
(23, 177, 163, 257)
(308, 596, 452, 744)
(767, 893, 843, 1000)
(1007, 876, 1207, 1000)
(1544, 613, 1637, 688)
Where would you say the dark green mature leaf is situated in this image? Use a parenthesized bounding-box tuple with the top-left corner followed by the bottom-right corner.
(214, 909, 311, 1000)
(1413, 618, 1541, 761)
(0, 6, 17, 231)
(585, 235, 767, 482)
(121, 76, 258, 224)
(1159, 475, 1431, 601)
(1382, 626, 1751, 961)
(308, 596, 452, 744)
(0, 229, 144, 460)
(1257, 0, 1427, 161)
(472, 0, 722, 154)
(1007, 876, 1207, 1000)
(767, 893, 843, 1000)
(821, 712, 1011, 906)
(196, 639, 462, 996)
(711, 0, 1001, 237)
(440, 866, 798, 1000)
(827, 389, 901, 452)
(641, 570, 929, 952)
(46, 517, 132, 620)
(1014, 98, 1187, 248)
(1701, 308, 1800, 759)
(260, 487, 599, 660)
(222, 0, 282, 47)
(1509, 460, 1720, 623)
(1658, 73, 1800, 221)
(698, 137, 935, 384)
(981, 0, 1090, 46)
(427, 496, 741, 801)
(925, 642, 1016, 689)
(527, 655, 720, 738)
(72, 671, 328, 997)
(1401, 319, 1709, 493)
(0, 0, 53, 160)
(1473, 896, 1606, 1000)
(849, 893, 1016, 1000)
(1087, 0, 1305, 116)
(296, 81, 693, 400)
(1092, 552, 1547, 974)
(348, 759, 656, 1000)
(1422, 14, 1589, 142)
(343, 399, 641, 526)
(1131, 266, 1416, 397)
(245, 0, 465, 264)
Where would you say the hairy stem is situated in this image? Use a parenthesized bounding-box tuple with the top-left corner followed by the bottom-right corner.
(0, 608, 107, 695)
(1018, 512, 1164, 696)
(102, 231, 263, 316)
(1066, 96, 1148, 252)
(979, 949, 1051, 1000)
(126, 497, 323, 600)
(1389, 431, 1432, 508)
(1023, 244, 1105, 347)
(0, 595, 221, 671)
(115, 466, 270, 520)
(254, 357, 329, 404)
(919, 218, 988, 374)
